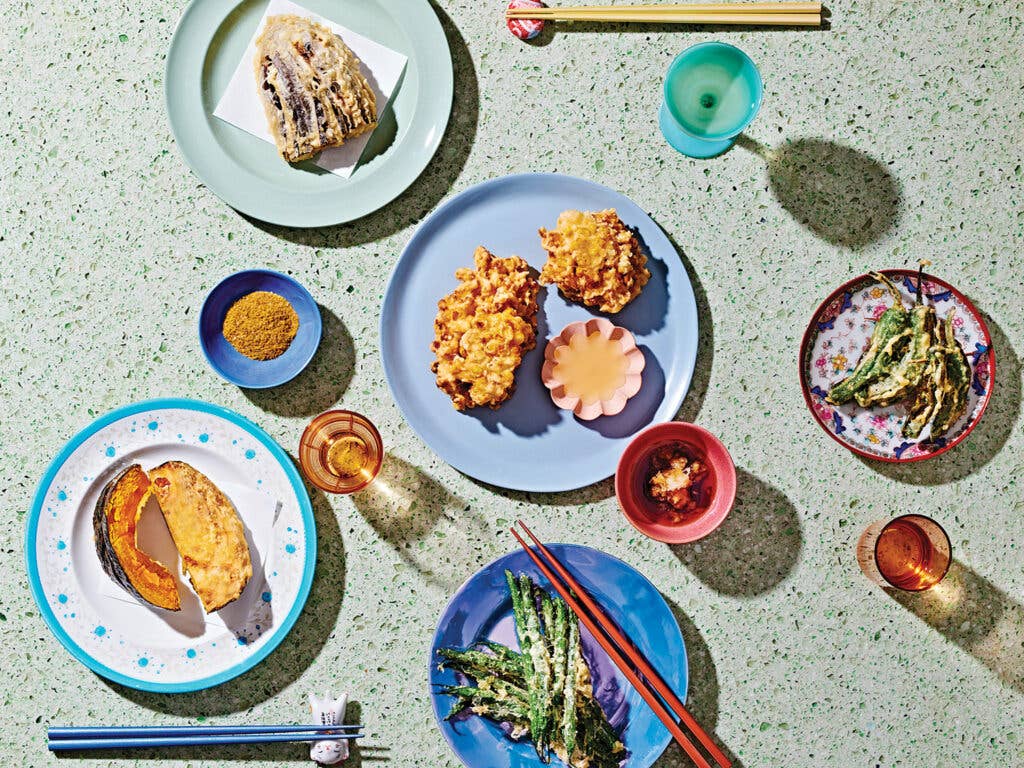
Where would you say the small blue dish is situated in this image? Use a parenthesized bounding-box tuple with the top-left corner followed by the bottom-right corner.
(199, 269, 322, 389)
(429, 544, 687, 768)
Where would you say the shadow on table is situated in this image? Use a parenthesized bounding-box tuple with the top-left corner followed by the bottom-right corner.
(885, 560, 1024, 694)
(243, 305, 355, 417)
(736, 135, 901, 250)
(243, 4, 478, 248)
(670, 468, 801, 597)
(104, 475, 347, 716)
(471, 475, 618, 508)
(654, 595, 743, 768)
(658, 231, 713, 425)
(353, 454, 487, 589)
(53, 743, 311, 762)
(345, 701, 391, 766)
(857, 311, 1020, 485)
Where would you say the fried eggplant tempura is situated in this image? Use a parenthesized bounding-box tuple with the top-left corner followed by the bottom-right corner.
(538, 209, 650, 314)
(431, 247, 540, 410)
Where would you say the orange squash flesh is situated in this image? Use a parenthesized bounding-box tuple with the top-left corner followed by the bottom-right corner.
(93, 465, 181, 611)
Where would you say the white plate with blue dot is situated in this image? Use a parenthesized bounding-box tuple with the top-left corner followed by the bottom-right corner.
(25, 398, 316, 693)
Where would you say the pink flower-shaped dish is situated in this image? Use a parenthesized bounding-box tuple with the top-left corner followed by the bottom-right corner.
(541, 318, 645, 420)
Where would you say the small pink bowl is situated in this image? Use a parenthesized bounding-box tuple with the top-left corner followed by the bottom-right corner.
(541, 318, 645, 420)
(615, 422, 737, 544)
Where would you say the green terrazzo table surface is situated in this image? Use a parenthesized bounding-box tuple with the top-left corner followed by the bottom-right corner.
(1, 1, 1022, 765)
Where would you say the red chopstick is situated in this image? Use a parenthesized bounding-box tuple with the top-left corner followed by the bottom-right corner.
(512, 521, 731, 768)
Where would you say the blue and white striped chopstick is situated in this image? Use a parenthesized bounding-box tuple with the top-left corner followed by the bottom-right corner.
(47, 725, 363, 751)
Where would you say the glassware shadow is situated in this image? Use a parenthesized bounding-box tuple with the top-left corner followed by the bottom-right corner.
(885, 560, 1024, 694)
(670, 468, 802, 597)
(102, 474, 346, 716)
(241, 4, 479, 248)
(242, 304, 355, 417)
(856, 310, 1020, 485)
(735, 134, 901, 250)
(352, 453, 488, 590)
(653, 594, 743, 768)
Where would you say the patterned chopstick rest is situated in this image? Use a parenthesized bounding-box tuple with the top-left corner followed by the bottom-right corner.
(308, 692, 350, 764)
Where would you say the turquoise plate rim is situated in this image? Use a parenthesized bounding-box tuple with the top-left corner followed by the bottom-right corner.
(24, 398, 317, 693)
(164, 0, 453, 228)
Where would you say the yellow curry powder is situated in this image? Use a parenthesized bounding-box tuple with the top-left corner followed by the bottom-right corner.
(222, 291, 299, 360)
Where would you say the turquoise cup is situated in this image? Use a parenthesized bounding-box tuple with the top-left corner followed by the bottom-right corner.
(659, 42, 763, 158)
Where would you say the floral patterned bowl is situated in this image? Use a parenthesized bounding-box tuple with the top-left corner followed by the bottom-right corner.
(799, 269, 994, 462)
(542, 318, 645, 420)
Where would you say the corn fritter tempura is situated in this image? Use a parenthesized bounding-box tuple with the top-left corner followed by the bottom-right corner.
(538, 209, 650, 314)
(431, 247, 540, 410)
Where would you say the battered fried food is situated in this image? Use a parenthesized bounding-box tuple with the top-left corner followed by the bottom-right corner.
(432, 247, 540, 410)
(254, 15, 377, 163)
(538, 209, 650, 314)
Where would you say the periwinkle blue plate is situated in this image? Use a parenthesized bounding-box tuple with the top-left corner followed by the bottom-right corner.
(199, 269, 322, 388)
(429, 544, 687, 768)
(379, 173, 699, 492)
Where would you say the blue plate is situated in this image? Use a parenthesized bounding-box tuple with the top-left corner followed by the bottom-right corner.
(429, 544, 687, 768)
(200, 269, 322, 388)
(380, 173, 699, 492)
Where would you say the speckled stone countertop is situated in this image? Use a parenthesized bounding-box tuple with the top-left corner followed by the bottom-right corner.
(2, 0, 1022, 765)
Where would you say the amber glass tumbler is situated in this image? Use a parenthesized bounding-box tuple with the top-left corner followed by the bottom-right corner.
(857, 515, 952, 591)
(299, 410, 383, 494)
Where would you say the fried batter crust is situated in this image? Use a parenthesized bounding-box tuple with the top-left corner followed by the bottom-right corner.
(538, 209, 650, 314)
(431, 247, 540, 410)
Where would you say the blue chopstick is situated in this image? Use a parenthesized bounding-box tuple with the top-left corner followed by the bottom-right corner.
(48, 732, 362, 751)
(49, 725, 361, 738)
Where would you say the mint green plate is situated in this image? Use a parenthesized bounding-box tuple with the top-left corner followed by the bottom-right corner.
(165, 0, 453, 227)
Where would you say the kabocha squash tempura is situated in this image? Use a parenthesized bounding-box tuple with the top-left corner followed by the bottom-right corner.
(437, 571, 624, 768)
(827, 263, 971, 440)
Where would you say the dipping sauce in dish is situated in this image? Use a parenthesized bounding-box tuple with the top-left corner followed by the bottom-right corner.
(542, 318, 645, 420)
(616, 422, 736, 544)
(553, 330, 629, 405)
(645, 442, 715, 522)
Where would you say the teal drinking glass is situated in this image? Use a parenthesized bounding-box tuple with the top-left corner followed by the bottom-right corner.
(659, 42, 763, 159)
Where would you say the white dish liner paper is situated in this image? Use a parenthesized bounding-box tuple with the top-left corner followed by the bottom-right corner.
(213, 0, 408, 177)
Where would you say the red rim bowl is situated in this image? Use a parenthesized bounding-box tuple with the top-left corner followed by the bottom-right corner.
(615, 422, 737, 544)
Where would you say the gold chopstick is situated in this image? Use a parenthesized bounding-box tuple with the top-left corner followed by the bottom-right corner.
(507, 2, 821, 13)
(506, 3, 822, 25)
